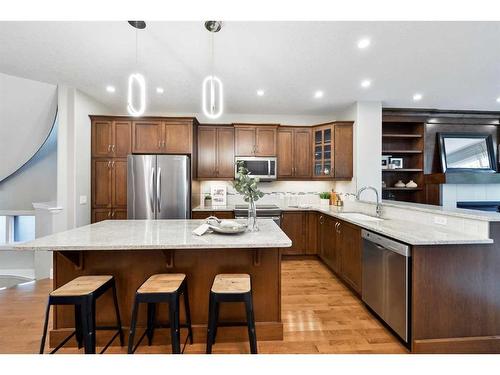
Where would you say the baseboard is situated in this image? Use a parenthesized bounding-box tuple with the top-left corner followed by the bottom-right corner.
(413, 336, 500, 353)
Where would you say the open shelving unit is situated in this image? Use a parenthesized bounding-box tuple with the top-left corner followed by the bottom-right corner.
(382, 120, 425, 203)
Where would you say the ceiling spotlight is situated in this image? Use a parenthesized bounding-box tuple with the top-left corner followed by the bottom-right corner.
(361, 80, 371, 88)
(314, 90, 324, 99)
(106, 86, 116, 93)
(413, 93, 423, 101)
(128, 21, 146, 29)
(496, 97, 500, 103)
(257, 89, 265, 96)
(156, 87, 164, 94)
(357, 38, 371, 49)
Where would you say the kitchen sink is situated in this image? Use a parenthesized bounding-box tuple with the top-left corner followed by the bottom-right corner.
(338, 213, 384, 222)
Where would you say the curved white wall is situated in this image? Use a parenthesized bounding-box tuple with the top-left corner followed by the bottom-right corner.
(0, 72, 57, 182)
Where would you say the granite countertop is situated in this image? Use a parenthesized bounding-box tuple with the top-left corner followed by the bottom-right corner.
(15, 219, 292, 251)
(194, 204, 493, 245)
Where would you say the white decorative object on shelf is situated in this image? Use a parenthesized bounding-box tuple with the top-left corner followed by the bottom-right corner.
(406, 180, 418, 188)
(394, 180, 406, 188)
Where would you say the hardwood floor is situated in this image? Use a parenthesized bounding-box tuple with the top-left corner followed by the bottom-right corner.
(0, 258, 407, 354)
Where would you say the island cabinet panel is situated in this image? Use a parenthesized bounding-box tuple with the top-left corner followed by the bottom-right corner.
(92, 159, 112, 208)
(51, 248, 282, 346)
(234, 124, 278, 156)
(191, 210, 235, 219)
(197, 126, 235, 179)
(337, 220, 362, 293)
(132, 120, 163, 153)
(277, 127, 312, 179)
(280, 212, 306, 255)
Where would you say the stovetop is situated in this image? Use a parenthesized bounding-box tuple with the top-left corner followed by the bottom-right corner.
(234, 204, 281, 217)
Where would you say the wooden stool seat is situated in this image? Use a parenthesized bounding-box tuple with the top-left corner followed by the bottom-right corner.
(50, 275, 113, 297)
(211, 274, 251, 294)
(137, 274, 186, 294)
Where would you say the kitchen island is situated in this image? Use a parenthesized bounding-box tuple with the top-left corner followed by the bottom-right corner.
(16, 219, 291, 347)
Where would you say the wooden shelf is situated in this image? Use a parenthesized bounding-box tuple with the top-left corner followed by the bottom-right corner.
(382, 134, 422, 138)
(383, 187, 423, 191)
(382, 150, 422, 154)
(382, 168, 423, 172)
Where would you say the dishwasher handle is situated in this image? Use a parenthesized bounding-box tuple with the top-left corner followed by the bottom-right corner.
(362, 229, 411, 257)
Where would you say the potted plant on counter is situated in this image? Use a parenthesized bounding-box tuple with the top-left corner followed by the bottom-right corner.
(319, 192, 331, 206)
(233, 161, 264, 232)
(204, 193, 212, 207)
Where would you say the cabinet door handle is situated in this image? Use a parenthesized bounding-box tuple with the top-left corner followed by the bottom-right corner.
(112, 144, 115, 153)
(107, 161, 111, 169)
(108, 144, 111, 152)
(112, 161, 115, 168)
(319, 215, 324, 224)
(111, 211, 115, 218)
(158, 140, 162, 149)
(107, 211, 111, 218)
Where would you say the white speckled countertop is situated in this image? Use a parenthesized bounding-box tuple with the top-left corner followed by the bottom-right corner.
(193, 204, 494, 245)
(15, 219, 292, 251)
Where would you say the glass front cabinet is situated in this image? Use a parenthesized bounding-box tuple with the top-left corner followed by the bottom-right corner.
(314, 124, 333, 178)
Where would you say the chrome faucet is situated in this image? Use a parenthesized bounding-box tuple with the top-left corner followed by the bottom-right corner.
(356, 186, 382, 218)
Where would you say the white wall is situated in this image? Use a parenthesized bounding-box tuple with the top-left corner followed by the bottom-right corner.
(335, 101, 382, 201)
(442, 184, 500, 208)
(55, 87, 112, 231)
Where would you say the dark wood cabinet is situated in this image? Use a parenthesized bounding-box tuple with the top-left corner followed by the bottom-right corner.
(234, 124, 277, 156)
(197, 126, 234, 179)
(319, 214, 338, 271)
(112, 159, 127, 208)
(164, 120, 193, 154)
(92, 159, 127, 210)
(132, 119, 194, 154)
(132, 120, 163, 153)
(92, 208, 128, 223)
(277, 127, 312, 179)
(313, 122, 353, 180)
(334, 122, 354, 179)
(191, 210, 235, 220)
(306, 212, 319, 254)
(337, 220, 362, 293)
(92, 120, 131, 158)
(281, 212, 307, 255)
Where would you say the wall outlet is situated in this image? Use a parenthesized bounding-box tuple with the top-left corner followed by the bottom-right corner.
(79, 195, 87, 205)
(434, 216, 447, 225)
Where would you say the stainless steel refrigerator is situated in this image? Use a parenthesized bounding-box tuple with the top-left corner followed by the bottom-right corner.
(127, 155, 191, 219)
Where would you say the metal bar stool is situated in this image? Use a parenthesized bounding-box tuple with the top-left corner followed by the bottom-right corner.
(40, 275, 124, 354)
(127, 274, 193, 354)
(206, 274, 257, 354)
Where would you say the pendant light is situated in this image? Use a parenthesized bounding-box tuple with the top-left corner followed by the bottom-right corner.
(127, 21, 146, 117)
(202, 21, 224, 120)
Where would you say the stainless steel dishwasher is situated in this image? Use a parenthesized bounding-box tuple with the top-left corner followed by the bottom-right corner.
(361, 230, 411, 343)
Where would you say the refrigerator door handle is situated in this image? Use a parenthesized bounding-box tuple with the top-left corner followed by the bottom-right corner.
(157, 167, 162, 213)
(150, 167, 155, 215)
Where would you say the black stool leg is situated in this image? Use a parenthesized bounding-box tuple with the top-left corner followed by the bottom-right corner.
(75, 304, 83, 349)
(111, 280, 124, 346)
(212, 301, 220, 345)
(146, 303, 156, 346)
(127, 298, 140, 354)
(169, 293, 181, 354)
(206, 293, 217, 354)
(39, 299, 51, 354)
(182, 281, 193, 345)
(244, 293, 258, 354)
(81, 299, 95, 354)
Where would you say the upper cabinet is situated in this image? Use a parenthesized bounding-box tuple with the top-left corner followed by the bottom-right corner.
(313, 122, 353, 179)
(277, 127, 312, 179)
(132, 119, 194, 154)
(91, 120, 131, 158)
(197, 126, 234, 179)
(234, 124, 278, 156)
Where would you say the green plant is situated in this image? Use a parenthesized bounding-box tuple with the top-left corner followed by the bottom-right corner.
(319, 192, 331, 200)
(204, 193, 212, 200)
(233, 161, 264, 203)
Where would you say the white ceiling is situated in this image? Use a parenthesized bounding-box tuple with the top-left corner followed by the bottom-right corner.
(1, 21, 500, 117)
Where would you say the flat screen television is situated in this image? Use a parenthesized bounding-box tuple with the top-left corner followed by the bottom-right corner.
(438, 132, 497, 173)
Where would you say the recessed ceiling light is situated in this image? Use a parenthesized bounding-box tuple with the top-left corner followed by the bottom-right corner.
(314, 90, 324, 99)
(257, 89, 265, 96)
(361, 80, 371, 88)
(106, 85, 116, 93)
(413, 93, 423, 101)
(496, 97, 500, 103)
(156, 87, 164, 94)
(357, 38, 371, 49)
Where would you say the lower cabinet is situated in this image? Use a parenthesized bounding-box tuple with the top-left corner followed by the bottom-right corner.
(319, 214, 362, 294)
(191, 210, 235, 219)
(281, 212, 307, 255)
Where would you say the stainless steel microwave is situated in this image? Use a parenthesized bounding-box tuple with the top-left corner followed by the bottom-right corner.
(234, 157, 277, 181)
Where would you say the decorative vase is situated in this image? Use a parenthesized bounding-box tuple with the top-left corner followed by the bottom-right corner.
(406, 180, 418, 188)
(394, 180, 406, 188)
(320, 198, 330, 206)
(247, 198, 259, 232)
